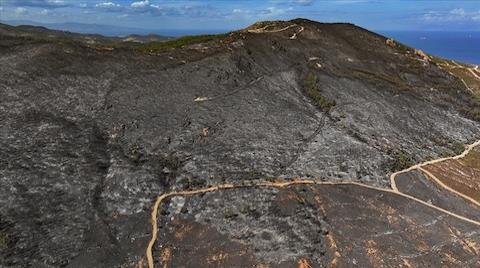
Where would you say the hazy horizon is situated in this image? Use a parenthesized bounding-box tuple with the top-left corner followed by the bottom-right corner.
(2, 18, 480, 38)
(1, 0, 480, 36)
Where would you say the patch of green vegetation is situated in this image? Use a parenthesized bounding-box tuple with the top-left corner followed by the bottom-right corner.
(136, 33, 228, 53)
(223, 208, 239, 219)
(159, 153, 183, 173)
(128, 144, 146, 166)
(431, 56, 480, 91)
(430, 56, 450, 66)
(147, 153, 186, 182)
(386, 38, 415, 55)
(439, 150, 454, 158)
(463, 150, 480, 169)
(450, 141, 466, 155)
(431, 137, 465, 157)
(0, 231, 11, 251)
(429, 56, 480, 121)
(304, 73, 336, 113)
(393, 41, 413, 54)
(177, 177, 206, 189)
(389, 150, 415, 172)
(461, 94, 480, 122)
(451, 68, 479, 88)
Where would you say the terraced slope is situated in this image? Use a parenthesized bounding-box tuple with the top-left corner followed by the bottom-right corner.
(423, 146, 480, 203)
(144, 182, 480, 267)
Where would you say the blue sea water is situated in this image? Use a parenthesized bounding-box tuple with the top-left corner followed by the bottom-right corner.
(381, 31, 480, 65)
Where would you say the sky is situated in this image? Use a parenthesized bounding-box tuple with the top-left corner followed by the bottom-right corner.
(0, 0, 480, 35)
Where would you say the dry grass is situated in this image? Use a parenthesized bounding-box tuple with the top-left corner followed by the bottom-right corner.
(297, 258, 313, 268)
(160, 247, 172, 268)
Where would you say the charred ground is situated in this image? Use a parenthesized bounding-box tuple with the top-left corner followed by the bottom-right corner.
(1, 19, 480, 267)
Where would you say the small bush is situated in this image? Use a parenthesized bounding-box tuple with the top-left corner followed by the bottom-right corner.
(224, 208, 239, 219)
(0, 232, 11, 251)
(128, 144, 145, 166)
(389, 150, 415, 171)
(465, 95, 480, 121)
(178, 177, 205, 186)
(385, 38, 413, 54)
(450, 141, 466, 155)
(304, 73, 336, 113)
(160, 153, 183, 172)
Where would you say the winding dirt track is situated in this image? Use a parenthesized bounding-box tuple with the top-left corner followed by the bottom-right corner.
(390, 140, 480, 192)
(418, 167, 480, 207)
(436, 61, 479, 93)
(144, 140, 480, 268)
(247, 23, 300, 34)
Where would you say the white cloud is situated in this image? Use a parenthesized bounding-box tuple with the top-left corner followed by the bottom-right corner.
(15, 7, 28, 15)
(332, 0, 372, 4)
(295, 0, 313, 5)
(422, 8, 480, 22)
(95, 1, 124, 11)
(131, 0, 150, 8)
(47, 0, 64, 5)
(450, 8, 466, 17)
(228, 6, 291, 20)
(40, 9, 49, 15)
(10, 0, 68, 8)
(95, 2, 121, 8)
(91, 0, 219, 18)
(263, 6, 291, 17)
(473, 11, 480, 21)
(422, 11, 440, 21)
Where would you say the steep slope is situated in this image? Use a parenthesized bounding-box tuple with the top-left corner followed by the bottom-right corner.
(423, 145, 480, 202)
(1, 19, 480, 267)
(151, 184, 480, 267)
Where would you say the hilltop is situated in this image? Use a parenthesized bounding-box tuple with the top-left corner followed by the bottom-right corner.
(1, 19, 480, 267)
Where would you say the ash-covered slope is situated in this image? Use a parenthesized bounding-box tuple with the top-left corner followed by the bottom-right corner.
(1, 19, 480, 267)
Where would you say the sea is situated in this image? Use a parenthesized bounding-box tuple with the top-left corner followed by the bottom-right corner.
(381, 31, 480, 65)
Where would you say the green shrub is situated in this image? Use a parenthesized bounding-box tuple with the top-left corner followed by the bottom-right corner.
(223, 208, 239, 219)
(466, 95, 480, 121)
(450, 141, 466, 155)
(389, 150, 415, 171)
(128, 144, 145, 166)
(304, 73, 336, 113)
(0, 232, 10, 251)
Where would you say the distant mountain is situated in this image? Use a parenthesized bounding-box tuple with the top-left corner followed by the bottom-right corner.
(1, 20, 229, 37)
(1, 20, 162, 37)
(0, 22, 170, 46)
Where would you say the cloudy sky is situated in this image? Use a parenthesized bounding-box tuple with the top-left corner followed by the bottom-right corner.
(0, 0, 480, 34)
